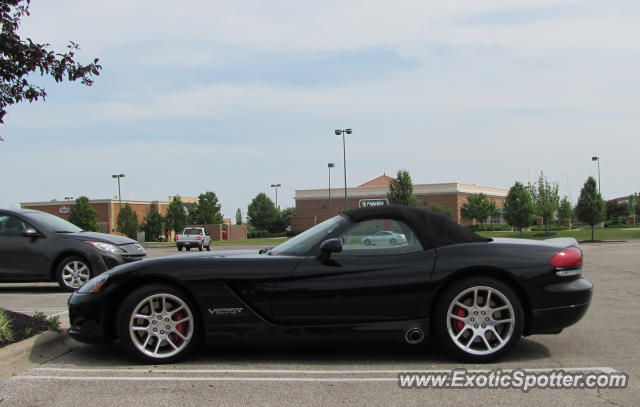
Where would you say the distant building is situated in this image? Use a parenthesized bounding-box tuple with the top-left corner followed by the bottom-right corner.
(20, 198, 193, 235)
(291, 174, 508, 232)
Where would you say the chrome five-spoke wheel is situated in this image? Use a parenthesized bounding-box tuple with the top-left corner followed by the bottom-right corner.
(447, 286, 514, 356)
(118, 285, 199, 363)
(435, 277, 523, 362)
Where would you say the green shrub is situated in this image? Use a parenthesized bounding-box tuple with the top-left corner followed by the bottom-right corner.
(0, 309, 14, 343)
(466, 224, 512, 231)
(531, 225, 569, 231)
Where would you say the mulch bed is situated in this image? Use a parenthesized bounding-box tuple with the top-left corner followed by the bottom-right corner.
(0, 309, 51, 349)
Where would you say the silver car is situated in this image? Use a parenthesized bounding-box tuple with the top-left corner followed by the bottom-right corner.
(361, 231, 407, 246)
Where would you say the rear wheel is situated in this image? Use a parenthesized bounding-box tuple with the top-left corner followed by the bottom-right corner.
(116, 284, 199, 363)
(56, 256, 92, 291)
(434, 277, 523, 363)
(186, 246, 191, 251)
(206, 244, 211, 251)
(177, 245, 183, 252)
(198, 243, 203, 251)
(363, 239, 371, 246)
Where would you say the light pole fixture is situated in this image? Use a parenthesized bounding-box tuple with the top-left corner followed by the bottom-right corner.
(334, 128, 352, 211)
(591, 156, 601, 195)
(64, 196, 74, 201)
(328, 163, 335, 217)
(270, 183, 282, 209)
(112, 174, 125, 207)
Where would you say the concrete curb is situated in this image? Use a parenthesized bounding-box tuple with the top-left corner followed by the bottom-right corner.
(0, 329, 79, 382)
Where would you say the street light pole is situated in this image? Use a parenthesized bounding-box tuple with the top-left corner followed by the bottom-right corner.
(591, 156, 601, 195)
(112, 174, 125, 207)
(334, 128, 352, 211)
(270, 184, 282, 209)
(328, 163, 335, 217)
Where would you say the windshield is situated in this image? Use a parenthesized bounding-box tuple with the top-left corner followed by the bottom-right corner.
(270, 216, 347, 256)
(24, 211, 83, 233)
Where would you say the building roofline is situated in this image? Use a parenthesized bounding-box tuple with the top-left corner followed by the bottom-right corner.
(295, 182, 507, 200)
(21, 199, 170, 207)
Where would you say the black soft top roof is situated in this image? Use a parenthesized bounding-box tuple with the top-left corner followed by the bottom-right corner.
(344, 205, 490, 250)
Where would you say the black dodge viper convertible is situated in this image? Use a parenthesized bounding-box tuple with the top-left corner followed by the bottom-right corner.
(68, 206, 592, 363)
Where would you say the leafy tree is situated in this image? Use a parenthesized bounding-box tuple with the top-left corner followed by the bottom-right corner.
(528, 172, 560, 235)
(117, 203, 139, 239)
(67, 196, 98, 231)
(387, 170, 418, 207)
(630, 194, 640, 224)
(461, 193, 497, 227)
(427, 203, 453, 219)
(0, 0, 101, 125)
(503, 182, 535, 234)
(557, 197, 574, 224)
(141, 206, 164, 242)
(235, 208, 243, 225)
(190, 191, 223, 224)
(606, 201, 629, 223)
(575, 177, 605, 241)
(271, 207, 296, 233)
(247, 193, 279, 232)
(165, 196, 188, 233)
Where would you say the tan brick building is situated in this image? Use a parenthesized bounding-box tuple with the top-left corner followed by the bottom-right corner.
(291, 175, 508, 232)
(20, 199, 173, 235)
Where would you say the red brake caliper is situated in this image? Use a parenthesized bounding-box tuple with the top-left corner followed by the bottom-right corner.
(454, 307, 466, 332)
(170, 313, 186, 343)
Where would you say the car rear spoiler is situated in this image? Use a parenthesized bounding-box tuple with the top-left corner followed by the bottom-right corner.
(542, 237, 580, 249)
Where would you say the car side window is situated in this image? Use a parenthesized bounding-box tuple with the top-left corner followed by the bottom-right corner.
(335, 219, 423, 257)
(0, 215, 28, 237)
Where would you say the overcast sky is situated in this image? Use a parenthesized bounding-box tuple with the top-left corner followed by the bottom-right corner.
(2, 0, 639, 218)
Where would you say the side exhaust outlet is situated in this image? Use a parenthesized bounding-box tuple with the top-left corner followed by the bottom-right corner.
(405, 328, 424, 344)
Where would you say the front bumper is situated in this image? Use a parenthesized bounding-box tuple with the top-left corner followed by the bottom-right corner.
(67, 291, 114, 344)
(527, 277, 593, 335)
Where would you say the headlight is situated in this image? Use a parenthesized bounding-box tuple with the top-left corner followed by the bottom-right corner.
(88, 241, 124, 254)
(77, 273, 110, 293)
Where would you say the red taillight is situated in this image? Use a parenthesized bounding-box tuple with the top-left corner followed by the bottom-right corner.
(175, 236, 178, 241)
(197, 236, 201, 240)
(550, 247, 582, 269)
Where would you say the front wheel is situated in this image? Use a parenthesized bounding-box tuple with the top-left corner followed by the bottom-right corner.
(56, 256, 92, 291)
(116, 284, 199, 363)
(434, 277, 523, 363)
(363, 239, 371, 246)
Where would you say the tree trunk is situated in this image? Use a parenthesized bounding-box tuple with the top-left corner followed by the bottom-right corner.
(591, 225, 594, 241)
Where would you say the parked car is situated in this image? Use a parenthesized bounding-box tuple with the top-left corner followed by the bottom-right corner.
(0, 208, 146, 291)
(362, 230, 407, 246)
(68, 205, 591, 363)
(175, 227, 211, 251)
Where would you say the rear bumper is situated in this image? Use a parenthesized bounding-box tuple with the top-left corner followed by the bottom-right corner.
(527, 277, 593, 335)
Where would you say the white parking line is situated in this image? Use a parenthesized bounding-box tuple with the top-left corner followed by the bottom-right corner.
(20, 366, 619, 383)
(33, 367, 617, 374)
(19, 375, 398, 382)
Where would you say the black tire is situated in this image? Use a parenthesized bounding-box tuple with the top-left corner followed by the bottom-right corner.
(433, 277, 524, 363)
(206, 244, 211, 251)
(186, 246, 191, 251)
(389, 238, 397, 245)
(177, 245, 183, 252)
(56, 256, 92, 291)
(363, 239, 371, 246)
(116, 284, 199, 364)
(198, 243, 203, 251)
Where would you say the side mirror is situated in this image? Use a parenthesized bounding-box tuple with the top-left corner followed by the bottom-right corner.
(320, 238, 342, 254)
(21, 228, 40, 238)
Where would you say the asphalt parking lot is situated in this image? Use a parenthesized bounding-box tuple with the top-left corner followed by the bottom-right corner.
(1, 242, 638, 406)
